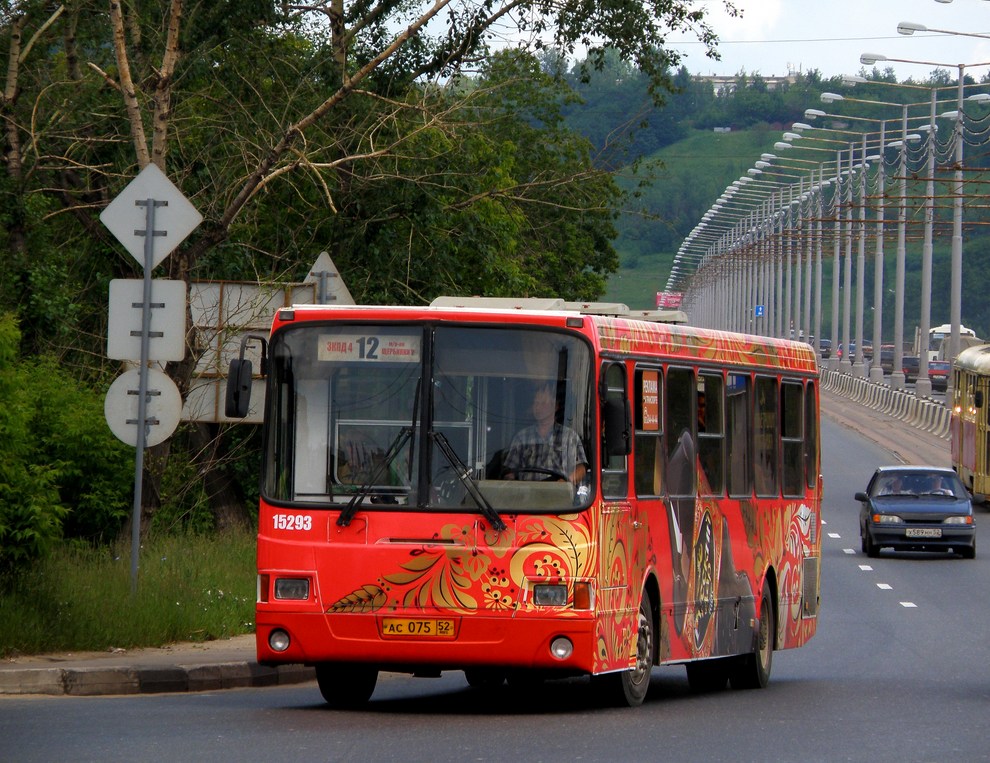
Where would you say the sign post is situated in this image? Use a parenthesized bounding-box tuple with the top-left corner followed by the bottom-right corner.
(100, 165, 202, 592)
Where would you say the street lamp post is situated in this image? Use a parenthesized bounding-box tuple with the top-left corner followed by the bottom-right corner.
(861, 50, 990, 393)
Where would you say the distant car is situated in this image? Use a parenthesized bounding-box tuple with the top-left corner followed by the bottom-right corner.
(856, 466, 975, 559)
(928, 360, 950, 392)
(879, 344, 896, 374)
(819, 338, 832, 359)
(902, 355, 920, 383)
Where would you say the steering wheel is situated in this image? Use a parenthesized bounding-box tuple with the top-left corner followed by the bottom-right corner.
(433, 467, 467, 506)
(503, 466, 570, 482)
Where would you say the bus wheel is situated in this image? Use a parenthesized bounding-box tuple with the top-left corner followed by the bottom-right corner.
(315, 663, 378, 708)
(730, 584, 773, 690)
(593, 594, 654, 707)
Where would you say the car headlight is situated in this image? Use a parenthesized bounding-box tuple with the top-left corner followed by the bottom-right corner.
(873, 514, 903, 524)
(942, 516, 974, 525)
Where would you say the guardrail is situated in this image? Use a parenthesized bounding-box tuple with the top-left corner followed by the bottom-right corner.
(819, 368, 951, 440)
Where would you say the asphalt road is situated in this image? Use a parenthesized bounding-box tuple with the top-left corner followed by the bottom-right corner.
(3, 402, 987, 762)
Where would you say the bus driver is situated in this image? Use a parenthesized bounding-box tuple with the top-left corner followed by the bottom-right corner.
(502, 381, 588, 484)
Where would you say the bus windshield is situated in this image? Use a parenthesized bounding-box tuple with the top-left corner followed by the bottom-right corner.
(262, 323, 594, 513)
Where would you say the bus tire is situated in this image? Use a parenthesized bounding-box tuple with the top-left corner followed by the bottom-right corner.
(315, 663, 378, 708)
(730, 584, 773, 690)
(593, 593, 654, 707)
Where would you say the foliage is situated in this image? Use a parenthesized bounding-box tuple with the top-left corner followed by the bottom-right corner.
(0, 314, 132, 572)
(0, 531, 256, 656)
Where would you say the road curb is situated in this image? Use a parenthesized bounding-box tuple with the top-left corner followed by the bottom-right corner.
(0, 661, 315, 697)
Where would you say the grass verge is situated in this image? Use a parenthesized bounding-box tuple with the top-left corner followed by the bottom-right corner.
(0, 531, 256, 657)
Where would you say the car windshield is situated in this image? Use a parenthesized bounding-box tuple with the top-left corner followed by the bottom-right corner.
(872, 471, 965, 498)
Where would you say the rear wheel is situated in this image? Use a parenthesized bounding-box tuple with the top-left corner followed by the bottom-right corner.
(315, 663, 378, 708)
(593, 593, 654, 707)
(730, 584, 773, 690)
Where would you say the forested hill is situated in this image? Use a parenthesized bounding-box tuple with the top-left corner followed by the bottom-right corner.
(563, 59, 990, 339)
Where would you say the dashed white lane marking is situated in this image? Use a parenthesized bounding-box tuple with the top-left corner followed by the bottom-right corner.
(843, 548, 856, 554)
(859, 565, 873, 571)
(828, 532, 841, 539)
(877, 583, 893, 590)
(900, 602, 918, 608)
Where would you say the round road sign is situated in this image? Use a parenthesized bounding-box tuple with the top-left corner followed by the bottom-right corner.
(104, 368, 182, 448)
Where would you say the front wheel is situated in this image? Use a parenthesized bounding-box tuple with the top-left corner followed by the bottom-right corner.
(730, 583, 773, 690)
(593, 593, 654, 707)
(315, 663, 378, 708)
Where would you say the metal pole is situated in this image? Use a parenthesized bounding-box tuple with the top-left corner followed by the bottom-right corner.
(841, 147, 854, 373)
(130, 197, 163, 594)
(853, 136, 867, 377)
(891, 106, 909, 391)
(916, 90, 937, 399)
(948, 65, 965, 400)
(870, 124, 886, 383)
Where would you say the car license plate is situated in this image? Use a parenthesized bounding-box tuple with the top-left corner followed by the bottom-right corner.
(381, 617, 456, 638)
(905, 528, 942, 539)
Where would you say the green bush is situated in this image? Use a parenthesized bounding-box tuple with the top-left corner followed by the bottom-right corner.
(0, 315, 66, 571)
(0, 314, 132, 573)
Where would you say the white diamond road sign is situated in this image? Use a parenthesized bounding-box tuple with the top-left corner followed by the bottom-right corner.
(99, 163, 202, 270)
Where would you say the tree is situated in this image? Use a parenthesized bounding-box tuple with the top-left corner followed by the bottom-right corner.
(2, 0, 737, 537)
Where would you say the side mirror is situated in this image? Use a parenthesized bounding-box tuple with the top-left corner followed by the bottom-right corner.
(854, 491, 868, 502)
(225, 358, 253, 418)
(603, 397, 632, 456)
(224, 334, 268, 418)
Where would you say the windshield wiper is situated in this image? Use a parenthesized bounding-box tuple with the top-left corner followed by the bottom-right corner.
(336, 427, 412, 527)
(430, 431, 507, 532)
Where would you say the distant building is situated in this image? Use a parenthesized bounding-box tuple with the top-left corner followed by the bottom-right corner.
(694, 68, 801, 96)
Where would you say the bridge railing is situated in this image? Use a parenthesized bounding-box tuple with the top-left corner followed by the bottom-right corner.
(819, 368, 951, 440)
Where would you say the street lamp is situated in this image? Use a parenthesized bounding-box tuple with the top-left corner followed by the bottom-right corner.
(897, 22, 990, 41)
(861, 51, 990, 396)
(806, 95, 935, 385)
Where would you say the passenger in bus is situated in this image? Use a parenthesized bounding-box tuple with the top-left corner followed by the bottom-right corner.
(502, 381, 588, 484)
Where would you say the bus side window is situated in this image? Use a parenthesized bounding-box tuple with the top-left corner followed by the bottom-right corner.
(665, 367, 695, 497)
(601, 363, 629, 498)
(804, 381, 819, 490)
(698, 373, 724, 495)
(781, 380, 804, 497)
(754, 376, 779, 497)
(634, 367, 663, 497)
(727, 373, 752, 497)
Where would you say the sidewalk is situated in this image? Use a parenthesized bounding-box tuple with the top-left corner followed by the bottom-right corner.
(0, 391, 951, 698)
(0, 633, 314, 697)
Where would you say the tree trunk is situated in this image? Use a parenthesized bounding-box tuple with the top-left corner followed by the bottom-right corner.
(190, 422, 252, 532)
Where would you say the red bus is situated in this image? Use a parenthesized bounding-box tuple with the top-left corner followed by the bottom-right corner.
(226, 297, 822, 707)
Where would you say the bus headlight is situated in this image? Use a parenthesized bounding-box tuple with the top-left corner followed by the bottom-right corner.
(533, 584, 567, 607)
(274, 577, 310, 600)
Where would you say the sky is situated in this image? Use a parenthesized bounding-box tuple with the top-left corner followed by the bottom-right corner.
(671, 0, 990, 81)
